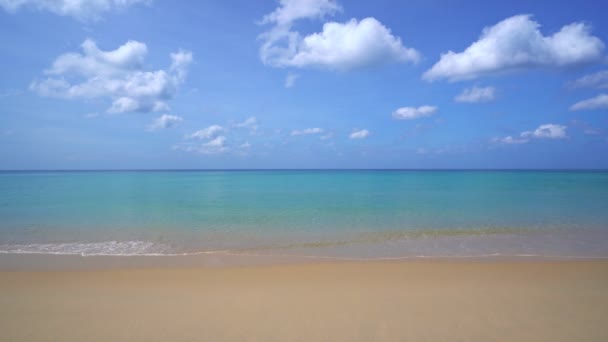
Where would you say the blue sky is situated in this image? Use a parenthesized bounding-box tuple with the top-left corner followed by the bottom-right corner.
(1, 0, 607, 169)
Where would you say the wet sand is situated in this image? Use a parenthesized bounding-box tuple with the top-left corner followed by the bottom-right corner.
(1, 260, 607, 341)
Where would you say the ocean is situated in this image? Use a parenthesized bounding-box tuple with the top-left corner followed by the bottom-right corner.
(1, 170, 607, 259)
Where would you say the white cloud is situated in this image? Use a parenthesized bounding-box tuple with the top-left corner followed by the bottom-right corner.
(46, 39, 148, 77)
(147, 114, 183, 131)
(454, 86, 496, 103)
(30, 39, 192, 114)
(260, 0, 341, 26)
(175, 135, 229, 155)
(494, 123, 567, 144)
(570, 94, 608, 111)
(173, 135, 230, 154)
(178, 124, 229, 154)
(521, 124, 567, 139)
(423, 15, 605, 82)
(178, 119, 258, 155)
(569, 70, 608, 89)
(235, 117, 258, 133)
(494, 136, 530, 144)
(291, 127, 323, 136)
(170, 50, 194, 82)
(108, 97, 168, 113)
(349, 129, 369, 139)
(273, 18, 420, 71)
(285, 72, 299, 88)
(204, 136, 226, 147)
(0, 0, 149, 21)
(196, 136, 228, 154)
(259, 1, 419, 71)
(187, 125, 224, 140)
(392, 106, 437, 120)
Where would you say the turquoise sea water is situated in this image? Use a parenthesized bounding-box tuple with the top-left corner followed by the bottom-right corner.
(1, 170, 607, 258)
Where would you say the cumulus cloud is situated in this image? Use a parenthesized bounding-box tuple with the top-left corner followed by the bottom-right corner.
(0, 0, 149, 21)
(177, 125, 228, 154)
(268, 18, 420, 71)
(147, 114, 183, 131)
(392, 106, 437, 120)
(291, 127, 323, 136)
(260, 0, 341, 26)
(423, 15, 605, 82)
(46, 39, 148, 77)
(187, 125, 224, 140)
(178, 118, 262, 155)
(30, 39, 192, 114)
(259, 0, 419, 71)
(494, 136, 529, 144)
(569, 70, 608, 89)
(494, 123, 567, 144)
(203, 136, 227, 148)
(570, 94, 608, 111)
(285, 72, 299, 88)
(521, 124, 567, 139)
(169, 50, 194, 82)
(235, 117, 259, 134)
(175, 136, 228, 155)
(108, 96, 168, 113)
(349, 129, 369, 139)
(454, 86, 496, 103)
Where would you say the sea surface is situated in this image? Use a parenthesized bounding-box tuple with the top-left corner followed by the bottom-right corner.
(1, 170, 607, 259)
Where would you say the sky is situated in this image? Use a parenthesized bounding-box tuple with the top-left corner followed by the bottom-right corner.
(1, 0, 607, 170)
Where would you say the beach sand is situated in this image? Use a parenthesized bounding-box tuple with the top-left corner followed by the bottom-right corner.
(1, 260, 607, 341)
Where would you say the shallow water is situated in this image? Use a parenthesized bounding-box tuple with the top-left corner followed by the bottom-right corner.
(1, 170, 607, 258)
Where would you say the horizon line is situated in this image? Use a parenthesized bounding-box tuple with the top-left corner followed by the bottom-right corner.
(1, 168, 608, 172)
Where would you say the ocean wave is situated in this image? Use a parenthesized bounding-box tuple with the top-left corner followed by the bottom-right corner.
(0, 240, 604, 260)
(0, 241, 176, 256)
(1, 229, 607, 259)
(0, 230, 517, 257)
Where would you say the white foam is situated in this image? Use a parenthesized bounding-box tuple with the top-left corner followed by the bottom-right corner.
(0, 241, 169, 256)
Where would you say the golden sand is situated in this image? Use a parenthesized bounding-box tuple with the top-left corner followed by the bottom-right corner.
(1, 260, 607, 341)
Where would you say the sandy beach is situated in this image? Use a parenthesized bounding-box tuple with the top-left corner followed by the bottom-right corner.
(1, 259, 607, 341)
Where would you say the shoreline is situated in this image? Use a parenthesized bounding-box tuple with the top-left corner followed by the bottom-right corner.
(1, 252, 608, 271)
(1, 259, 607, 341)
(3, 228, 607, 264)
